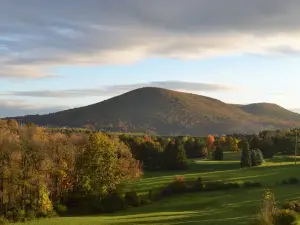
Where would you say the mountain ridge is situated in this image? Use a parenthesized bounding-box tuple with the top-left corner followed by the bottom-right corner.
(4, 87, 300, 135)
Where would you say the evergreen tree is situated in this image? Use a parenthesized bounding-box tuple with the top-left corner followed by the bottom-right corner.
(251, 148, 264, 166)
(213, 146, 224, 161)
(240, 141, 251, 168)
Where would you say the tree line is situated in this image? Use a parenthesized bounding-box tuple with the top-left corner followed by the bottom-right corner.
(0, 120, 142, 222)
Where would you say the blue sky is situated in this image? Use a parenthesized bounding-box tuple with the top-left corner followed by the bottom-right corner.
(1, 1, 300, 116)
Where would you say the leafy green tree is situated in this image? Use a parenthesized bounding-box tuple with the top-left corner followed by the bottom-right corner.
(164, 140, 188, 170)
(77, 133, 124, 196)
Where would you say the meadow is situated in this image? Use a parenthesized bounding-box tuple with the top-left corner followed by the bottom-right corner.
(16, 152, 300, 225)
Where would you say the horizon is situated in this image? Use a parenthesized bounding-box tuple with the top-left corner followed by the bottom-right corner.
(1, 1, 300, 117)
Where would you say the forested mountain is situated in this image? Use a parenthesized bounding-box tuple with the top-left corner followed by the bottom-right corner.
(6, 87, 300, 135)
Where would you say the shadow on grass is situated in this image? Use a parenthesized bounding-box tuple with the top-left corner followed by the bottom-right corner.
(105, 185, 300, 225)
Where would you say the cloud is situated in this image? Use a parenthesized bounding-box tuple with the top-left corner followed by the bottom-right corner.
(0, 100, 66, 117)
(291, 108, 300, 114)
(1, 0, 300, 78)
(2, 81, 236, 98)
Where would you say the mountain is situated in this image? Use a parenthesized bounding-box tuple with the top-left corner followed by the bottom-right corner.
(5, 87, 300, 135)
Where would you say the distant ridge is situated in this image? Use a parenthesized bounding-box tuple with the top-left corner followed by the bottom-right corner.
(5, 87, 300, 135)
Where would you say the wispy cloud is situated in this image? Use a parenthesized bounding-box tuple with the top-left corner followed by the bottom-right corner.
(291, 108, 300, 114)
(1, 81, 237, 98)
(1, 0, 300, 78)
(0, 100, 66, 117)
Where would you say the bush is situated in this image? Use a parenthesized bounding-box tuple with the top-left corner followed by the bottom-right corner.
(0, 216, 8, 225)
(283, 201, 300, 213)
(5, 211, 13, 222)
(100, 193, 125, 213)
(204, 181, 226, 191)
(254, 190, 277, 225)
(192, 177, 205, 191)
(243, 181, 262, 188)
(13, 209, 26, 222)
(148, 189, 163, 201)
(203, 181, 240, 191)
(125, 191, 141, 207)
(26, 210, 36, 221)
(273, 209, 298, 225)
(54, 204, 68, 215)
(140, 199, 152, 205)
(288, 177, 299, 185)
(161, 181, 189, 196)
(281, 179, 289, 185)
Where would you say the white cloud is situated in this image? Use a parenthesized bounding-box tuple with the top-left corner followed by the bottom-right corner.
(0, 0, 300, 78)
(1, 81, 237, 98)
(0, 100, 66, 117)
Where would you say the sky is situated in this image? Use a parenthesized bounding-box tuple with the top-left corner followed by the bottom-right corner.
(1, 0, 300, 117)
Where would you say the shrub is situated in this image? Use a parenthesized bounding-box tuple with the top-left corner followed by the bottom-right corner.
(140, 199, 152, 205)
(13, 209, 26, 222)
(174, 175, 185, 183)
(148, 189, 162, 201)
(226, 182, 241, 189)
(161, 181, 189, 196)
(288, 177, 299, 185)
(193, 177, 205, 191)
(244, 181, 262, 188)
(281, 180, 289, 185)
(202, 181, 240, 191)
(283, 201, 300, 213)
(273, 209, 298, 225)
(0, 216, 8, 225)
(125, 191, 141, 207)
(54, 204, 68, 215)
(254, 190, 277, 225)
(26, 210, 36, 221)
(100, 193, 125, 213)
(204, 181, 226, 191)
(5, 211, 13, 222)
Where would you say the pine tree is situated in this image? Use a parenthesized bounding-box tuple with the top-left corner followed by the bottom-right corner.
(241, 141, 251, 168)
(251, 148, 264, 166)
(213, 146, 224, 160)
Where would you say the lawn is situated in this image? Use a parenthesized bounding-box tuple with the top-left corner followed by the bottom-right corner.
(17, 153, 300, 225)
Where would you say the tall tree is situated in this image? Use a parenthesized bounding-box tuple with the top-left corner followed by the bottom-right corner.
(240, 141, 251, 168)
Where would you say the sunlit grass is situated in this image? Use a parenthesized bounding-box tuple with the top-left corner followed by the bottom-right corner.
(18, 153, 300, 225)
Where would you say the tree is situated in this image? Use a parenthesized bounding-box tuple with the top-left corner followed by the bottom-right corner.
(206, 135, 215, 157)
(240, 141, 251, 168)
(138, 141, 164, 170)
(212, 146, 224, 161)
(251, 148, 264, 167)
(164, 141, 188, 170)
(77, 133, 140, 196)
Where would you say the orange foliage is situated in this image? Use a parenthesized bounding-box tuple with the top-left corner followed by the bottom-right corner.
(206, 135, 215, 149)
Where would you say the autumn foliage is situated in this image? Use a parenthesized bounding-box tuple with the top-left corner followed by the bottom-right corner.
(0, 120, 142, 221)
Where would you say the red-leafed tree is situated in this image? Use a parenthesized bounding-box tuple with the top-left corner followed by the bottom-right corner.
(206, 135, 215, 157)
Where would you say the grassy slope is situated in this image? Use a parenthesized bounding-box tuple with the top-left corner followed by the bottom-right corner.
(19, 153, 300, 225)
(9, 87, 300, 135)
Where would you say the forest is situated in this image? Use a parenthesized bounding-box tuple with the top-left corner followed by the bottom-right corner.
(0, 119, 300, 224)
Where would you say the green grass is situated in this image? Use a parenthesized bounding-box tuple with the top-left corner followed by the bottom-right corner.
(17, 153, 300, 225)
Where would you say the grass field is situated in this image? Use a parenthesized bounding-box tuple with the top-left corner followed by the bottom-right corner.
(17, 152, 300, 225)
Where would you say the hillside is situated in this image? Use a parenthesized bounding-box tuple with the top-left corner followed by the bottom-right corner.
(5, 87, 300, 135)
